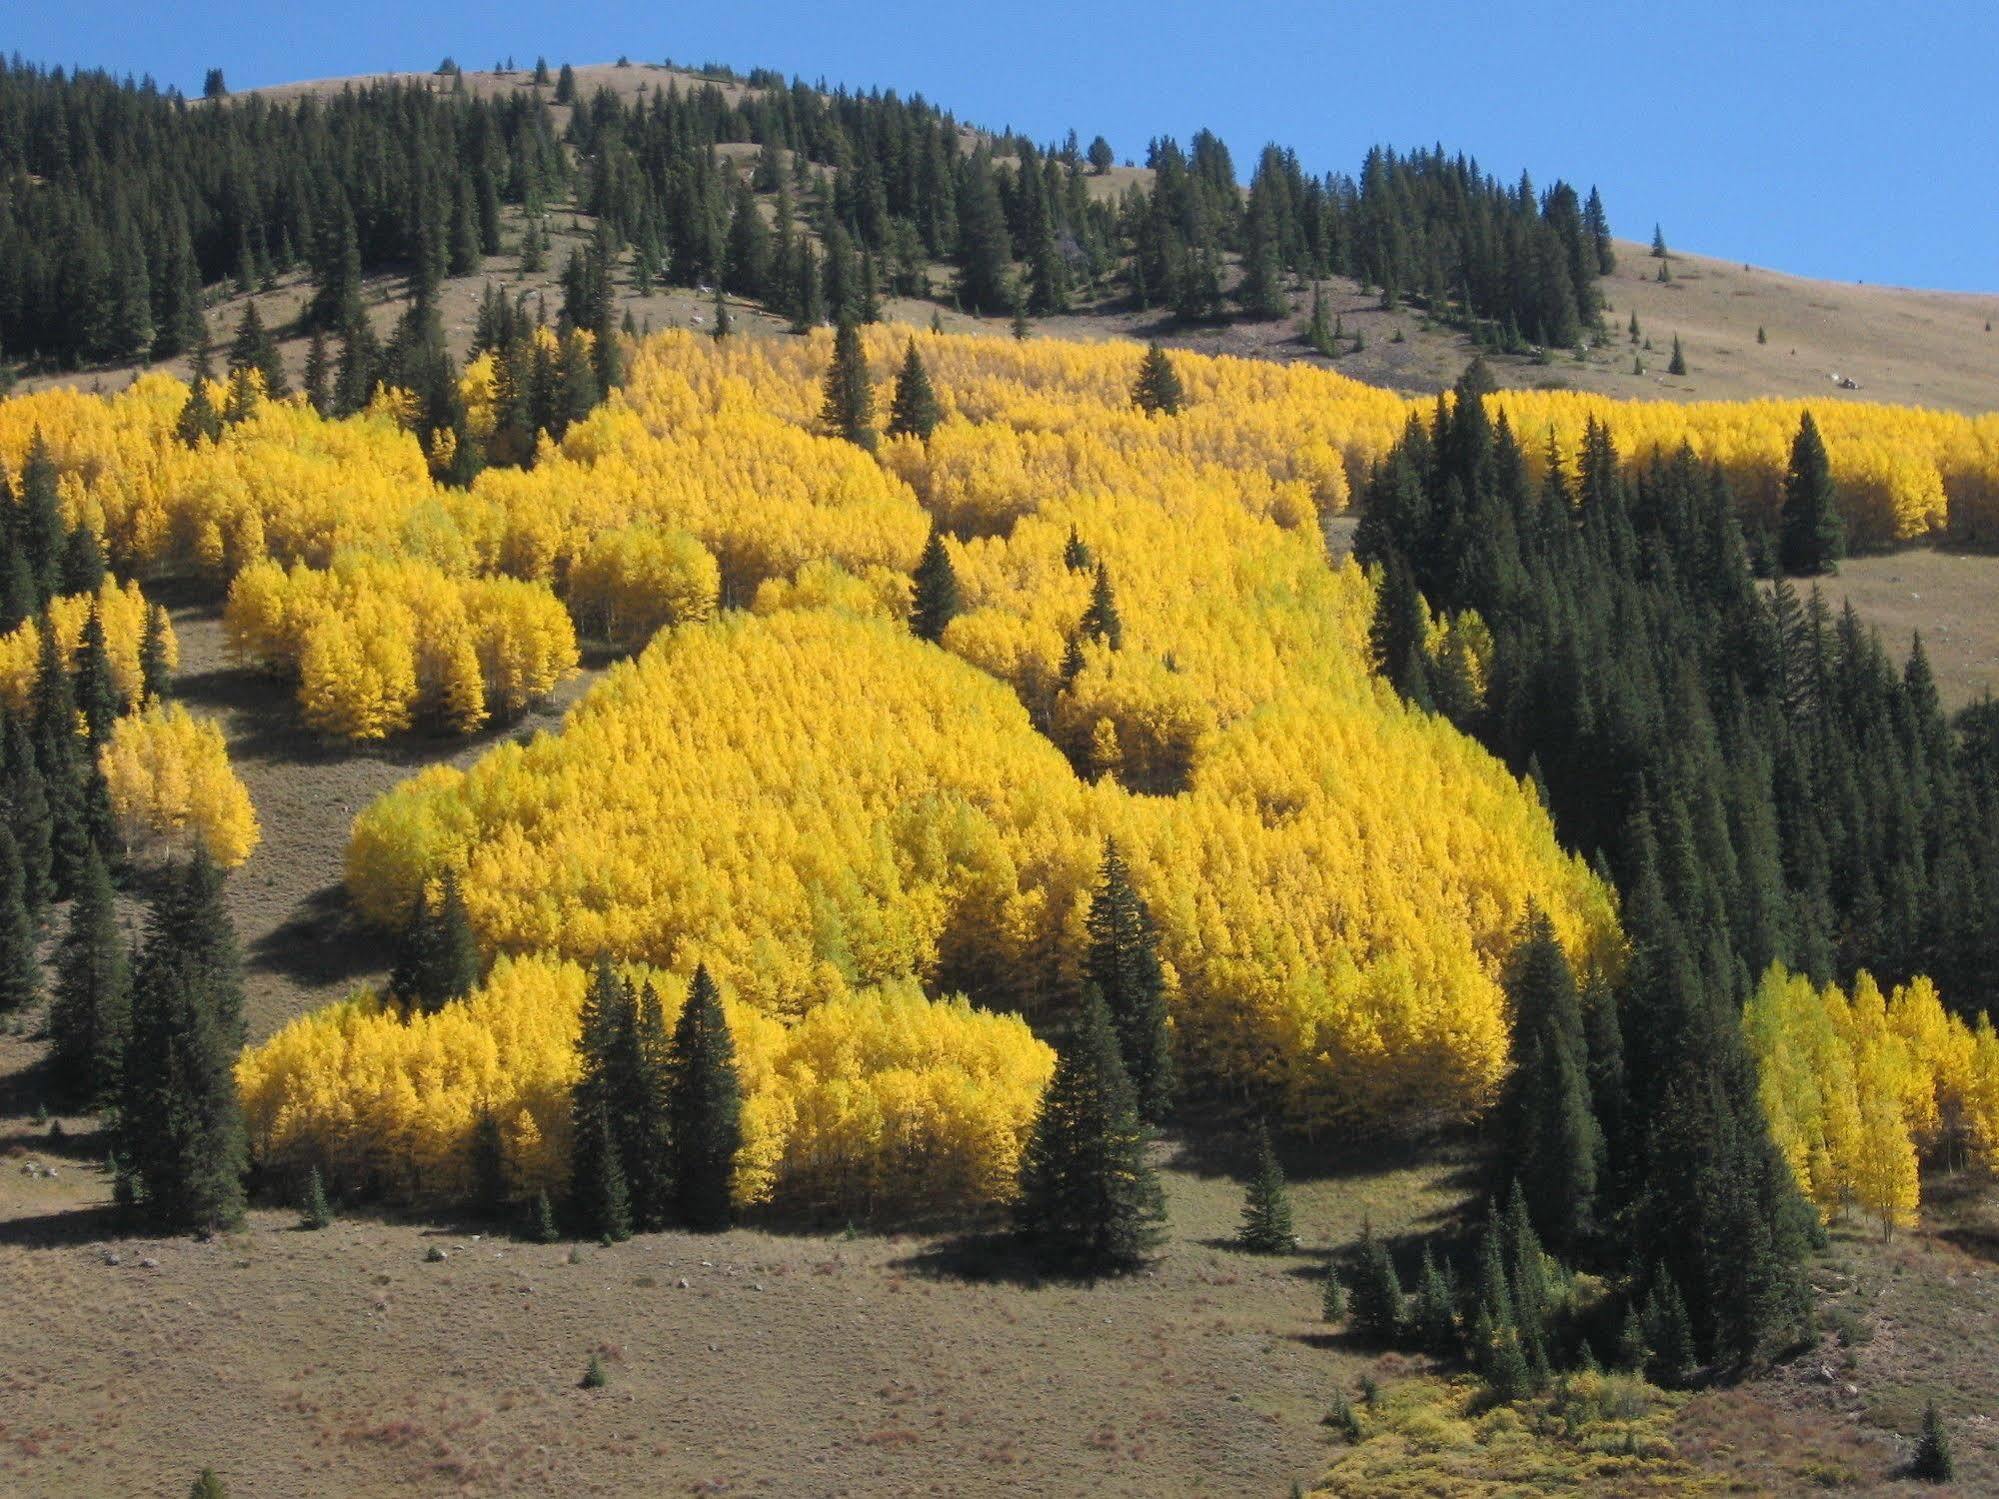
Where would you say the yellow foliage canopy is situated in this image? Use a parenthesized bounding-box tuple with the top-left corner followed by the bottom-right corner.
(236, 953, 1053, 1216)
(1744, 964, 1999, 1234)
(99, 702, 261, 868)
(0, 579, 176, 714)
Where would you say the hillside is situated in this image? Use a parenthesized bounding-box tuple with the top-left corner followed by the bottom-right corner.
(6, 47, 1999, 1499)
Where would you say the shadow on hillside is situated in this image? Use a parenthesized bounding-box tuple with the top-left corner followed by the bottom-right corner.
(889, 1229, 1147, 1289)
(0, 1201, 125, 1249)
(0, 1120, 112, 1163)
(0, 1048, 56, 1120)
(1157, 1118, 1485, 1193)
(249, 883, 377, 989)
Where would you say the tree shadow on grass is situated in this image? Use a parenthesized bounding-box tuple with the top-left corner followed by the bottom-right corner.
(0, 1200, 126, 1249)
(1154, 1113, 1486, 1191)
(889, 1229, 1153, 1290)
(248, 883, 378, 991)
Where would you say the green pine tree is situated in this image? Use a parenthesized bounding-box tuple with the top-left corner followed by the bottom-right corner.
(19, 435, 65, 602)
(189, 1469, 229, 1499)
(819, 319, 877, 452)
(910, 525, 960, 643)
(299, 1165, 333, 1229)
(1079, 564, 1124, 651)
(73, 606, 121, 747)
(1321, 1266, 1348, 1323)
(1307, 282, 1336, 356)
(227, 301, 288, 398)
(116, 854, 249, 1233)
(668, 963, 742, 1231)
(570, 1098, 631, 1241)
(1082, 839, 1172, 1118)
(1411, 1244, 1459, 1354)
(1347, 1221, 1405, 1343)
(1236, 1123, 1295, 1252)
(1063, 526, 1093, 573)
(59, 524, 106, 597)
(139, 605, 174, 705)
(0, 825, 41, 1016)
(1668, 334, 1687, 376)
(47, 844, 128, 1105)
(1500, 912, 1603, 1252)
(1131, 341, 1183, 415)
(1014, 987, 1164, 1271)
(1641, 1267, 1696, 1387)
(885, 340, 940, 441)
(530, 1188, 560, 1243)
(1911, 1399, 1954, 1482)
(388, 872, 481, 1016)
(1779, 411, 1844, 576)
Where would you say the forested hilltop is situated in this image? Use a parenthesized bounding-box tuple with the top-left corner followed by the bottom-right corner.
(0, 52, 1611, 373)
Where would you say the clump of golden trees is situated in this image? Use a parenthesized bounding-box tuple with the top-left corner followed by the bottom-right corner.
(100, 703, 261, 868)
(235, 953, 1053, 1215)
(1744, 964, 1999, 1236)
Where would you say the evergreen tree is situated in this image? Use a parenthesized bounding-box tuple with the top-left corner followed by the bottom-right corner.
(1347, 1222, 1405, 1343)
(1911, 1399, 1954, 1482)
(1063, 526, 1094, 573)
(1131, 341, 1183, 415)
(189, 1469, 229, 1499)
(570, 1097, 632, 1241)
(818, 319, 877, 452)
(1778, 411, 1844, 576)
(1650, 224, 1668, 258)
(0, 826, 39, 1016)
(953, 148, 1015, 315)
(1082, 839, 1171, 1118)
(1668, 333, 1687, 377)
(667, 963, 742, 1231)
(18, 435, 64, 601)
(1321, 1266, 1348, 1323)
(59, 521, 106, 597)
(47, 844, 127, 1104)
(884, 340, 940, 441)
(227, 301, 287, 398)
(116, 854, 248, 1233)
(529, 1187, 560, 1243)
(1641, 1268, 1696, 1386)
(1014, 987, 1163, 1271)
(910, 525, 960, 644)
(387, 872, 481, 1015)
(1236, 1123, 1295, 1252)
(73, 605, 121, 747)
(1307, 282, 1337, 356)
(1500, 912, 1603, 1251)
(1411, 1244, 1459, 1354)
(139, 606, 174, 704)
(303, 327, 331, 415)
(1079, 563, 1124, 651)
(469, 1108, 509, 1216)
(299, 1166, 333, 1229)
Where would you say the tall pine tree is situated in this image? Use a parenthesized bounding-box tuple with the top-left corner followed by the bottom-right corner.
(1015, 987, 1163, 1271)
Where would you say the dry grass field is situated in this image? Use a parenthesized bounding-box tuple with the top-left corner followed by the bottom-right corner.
(9, 1034, 1992, 1498)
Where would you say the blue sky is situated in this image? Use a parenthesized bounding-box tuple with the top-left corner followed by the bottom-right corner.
(16, 1, 1997, 291)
